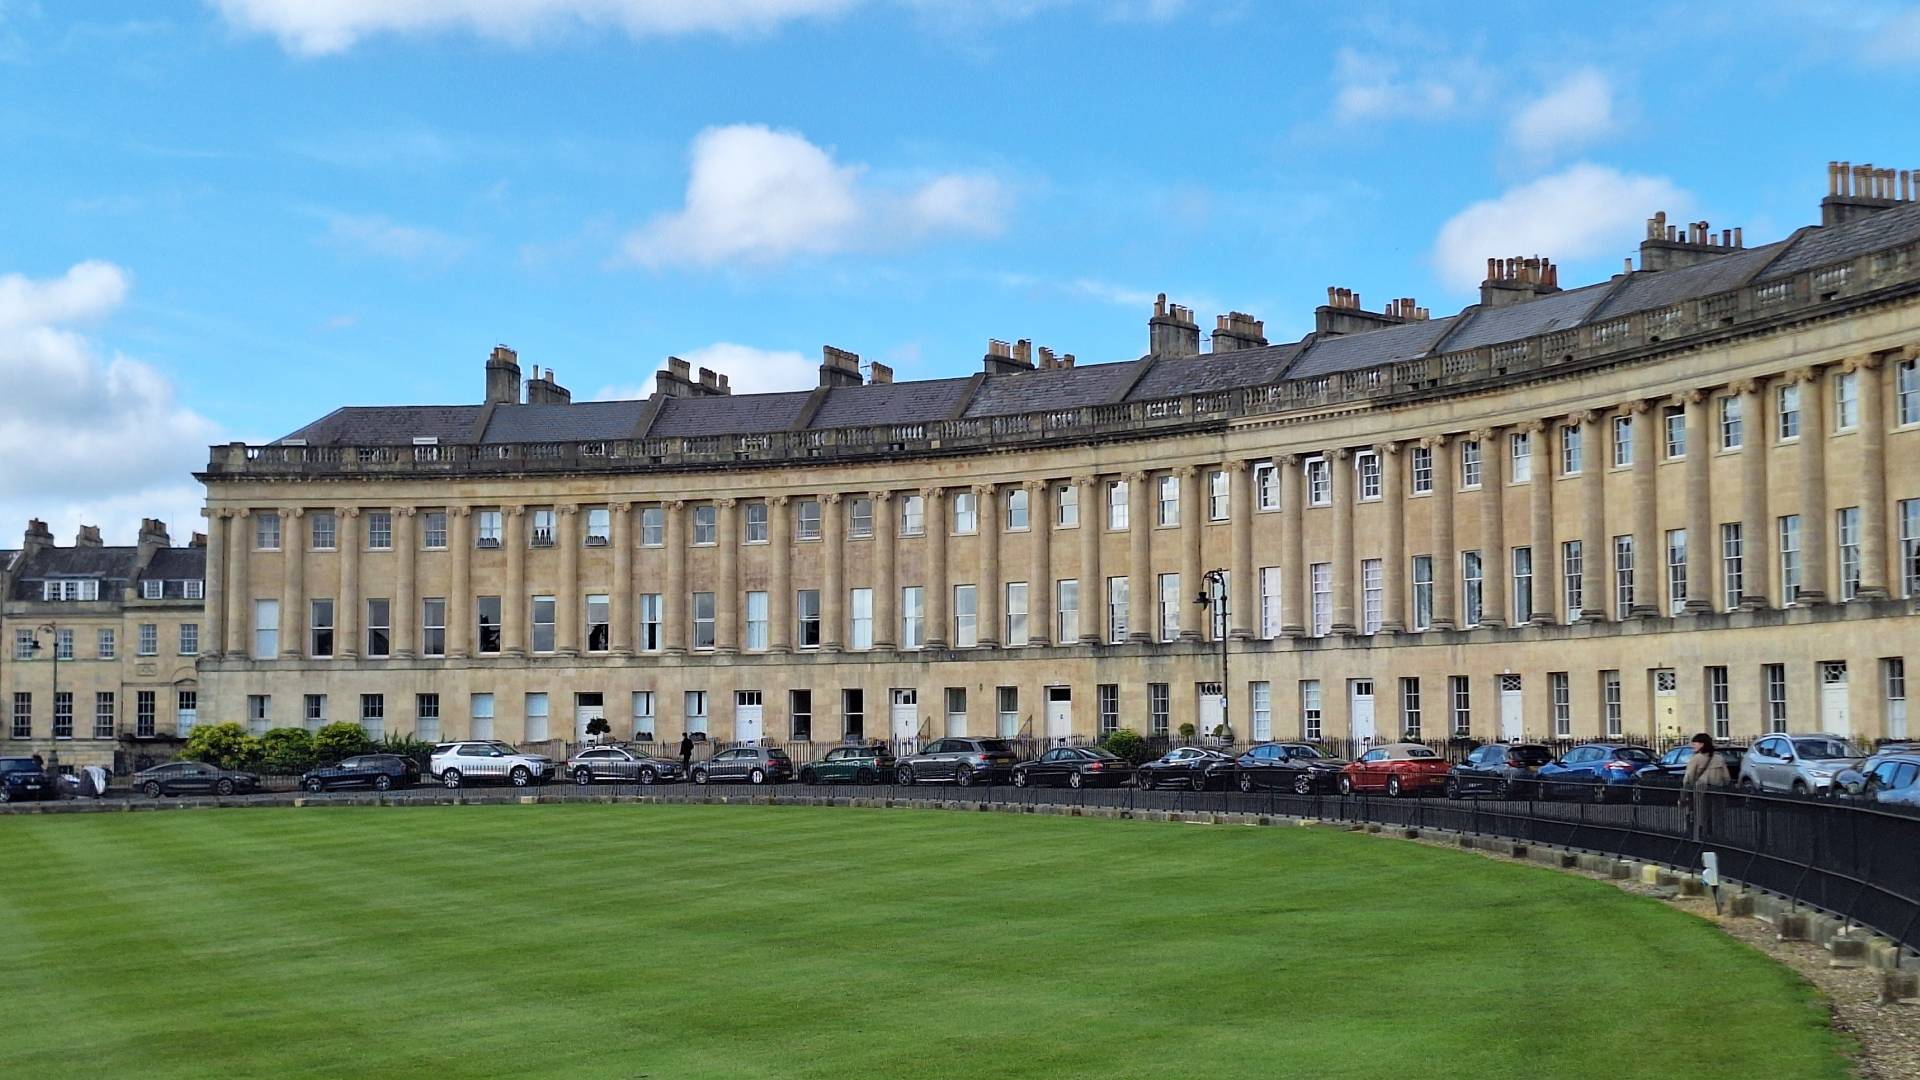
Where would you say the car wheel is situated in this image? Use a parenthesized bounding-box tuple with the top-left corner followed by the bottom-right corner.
(441, 769, 462, 789)
(215, 779, 235, 796)
(510, 766, 532, 787)
(1791, 779, 1810, 797)
(690, 768, 708, 785)
(896, 766, 914, 786)
(1738, 776, 1754, 792)
(1137, 773, 1154, 790)
(1068, 772, 1084, 790)
(0, 788, 9, 804)
(1445, 778, 1461, 800)
(749, 768, 767, 785)
(373, 775, 392, 791)
(142, 780, 163, 798)
(1293, 773, 1315, 796)
(1013, 770, 1028, 788)
(1190, 774, 1208, 792)
(799, 767, 817, 785)
(1238, 772, 1254, 793)
(1387, 776, 1403, 798)
(1338, 775, 1355, 796)
(855, 767, 875, 784)
(305, 778, 326, 793)
(955, 765, 975, 787)
(638, 767, 657, 785)
(574, 767, 594, 786)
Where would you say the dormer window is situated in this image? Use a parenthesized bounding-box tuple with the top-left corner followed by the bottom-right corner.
(42, 579, 100, 602)
(183, 580, 204, 600)
(141, 580, 163, 600)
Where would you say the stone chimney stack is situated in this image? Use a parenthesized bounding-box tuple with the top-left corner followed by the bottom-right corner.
(485, 345, 522, 405)
(1479, 256, 1562, 308)
(1821, 160, 1917, 226)
(819, 346, 864, 388)
(868, 361, 893, 385)
(1211, 312, 1268, 353)
(190, 532, 207, 548)
(21, 518, 53, 559)
(137, 517, 170, 552)
(1148, 294, 1201, 356)
(524, 365, 572, 405)
(1637, 210, 1746, 271)
(75, 524, 104, 548)
(983, 338, 1036, 376)
(1315, 288, 1427, 335)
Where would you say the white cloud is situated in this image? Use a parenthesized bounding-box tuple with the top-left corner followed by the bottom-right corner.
(1508, 67, 1616, 159)
(595, 342, 818, 400)
(1331, 44, 1491, 121)
(1864, 6, 1920, 64)
(0, 261, 222, 546)
(322, 211, 468, 263)
(209, 0, 859, 55)
(1431, 164, 1690, 291)
(622, 124, 1007, 268)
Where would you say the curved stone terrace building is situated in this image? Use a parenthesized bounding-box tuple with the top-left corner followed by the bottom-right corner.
(199, 164, 1920, 753)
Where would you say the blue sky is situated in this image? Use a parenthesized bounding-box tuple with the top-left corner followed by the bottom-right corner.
(4, 0, 1919, 543)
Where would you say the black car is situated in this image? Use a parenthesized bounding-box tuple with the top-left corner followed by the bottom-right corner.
(0, 757, 55, 803)
(1629, 745, 1748, 804)
(1136, 746, 1234, 791)
(1012, 747, 1133, 789)
(1447, 743, 1555, 799)
(1231, 742, 1350, 794)
(301, 754, 422, 793)
(132, 761, 263, 797)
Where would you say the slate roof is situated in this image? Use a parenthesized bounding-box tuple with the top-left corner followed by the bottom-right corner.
(1588, 242, 1789, 320)
(479, 401, 646, 443)
(7, 547, 139, 601)
(647, 392, 814, 437)
(1285, 316, 1460, 379)
(1125, 344, 1304, 402)
(142, 547, 207, 581)
(1440, 283, 1614, 352)
(1759, 201, 1920, 280)
(966, 363, 1137, 417)
(282, 405, 483, 445)
(814, 378, 975, 427)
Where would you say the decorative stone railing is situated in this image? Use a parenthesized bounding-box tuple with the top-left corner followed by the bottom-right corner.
(205, 238, 1920, 480)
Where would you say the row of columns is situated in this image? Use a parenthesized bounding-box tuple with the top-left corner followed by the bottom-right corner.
(200, 356, 1901, 660)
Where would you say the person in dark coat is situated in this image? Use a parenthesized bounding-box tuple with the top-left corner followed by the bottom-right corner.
(679, 732, 695, 775)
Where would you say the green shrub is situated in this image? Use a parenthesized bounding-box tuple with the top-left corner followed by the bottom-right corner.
(1177, 722, 1197, 742)
(183, 723, 260, 770)
(312, 721, 372, 762)
(256, 727, 316, 774)
(375, 731, 438, 768)
(1099, 729, 1153, 765)
(586, 715, 611, 741)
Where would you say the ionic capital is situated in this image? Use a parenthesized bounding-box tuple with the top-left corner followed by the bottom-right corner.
(556, 503, 579, 515)
(1675, 389, 1705, 406)
(1566, 410, 1597, 426)
(340, 506, 361, 519)
(452, 505, 473, 518)
(1787, 366, 1819, 385)
(770, 495, 791, 507)
(871, 491, 893, 505)
(396, 506, 417, 518)
(1373, 442, 1400, 458)
(715, 498, 737, 511)
(1625, 400, 1652, 415)
(1332, 448, 1351, 462)
(1842, 353, 1882, 373)
(666, 499, 687, 512)
(1418, 435, 1447, 451)
(1072, 474, 1098, 489)
(1124, 470, 1148, 485)
(505, 505, 525, 518)
(1173, 464, 1197, 480)
(1022, 479, 1048, 494)
(1521, 420, 1547, 435)
(1227, 459, 1254, 473)
(971, 482, 997, 498)
(279, 506, 303, 520)
(1278, 453, 1300, 468)
(1725, 379, 1758, 397)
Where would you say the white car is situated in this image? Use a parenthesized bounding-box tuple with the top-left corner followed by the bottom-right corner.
(430, 741, 557, 788)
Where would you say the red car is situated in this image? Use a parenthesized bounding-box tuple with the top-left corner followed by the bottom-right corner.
(1338, 743, 1452, 797)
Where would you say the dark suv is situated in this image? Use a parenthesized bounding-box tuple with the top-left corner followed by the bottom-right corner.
(300, 754, 422, 793)
(0, 757, 54, 803)
(1447, 743, 1555, 799)
(896, 738, 1020, 786)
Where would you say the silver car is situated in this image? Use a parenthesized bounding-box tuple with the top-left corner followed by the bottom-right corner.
(566, 745, 680, 785)
(430, 741, 557, 788)
(1739, 733, 1862, 796)
(691, 747, 795, 785)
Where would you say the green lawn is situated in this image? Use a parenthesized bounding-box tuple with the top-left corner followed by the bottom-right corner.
(0, 805, 1846, 1079)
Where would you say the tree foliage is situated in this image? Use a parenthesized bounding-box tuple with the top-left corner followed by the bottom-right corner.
(1098, 728, 1154, 765)
(256, 727, 316, 774)
(183, 723, 260, 770)
(313, 721, 372, 762)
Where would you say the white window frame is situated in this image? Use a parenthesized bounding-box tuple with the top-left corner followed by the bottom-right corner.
(1834, 370, 1859, 431)
(1562, 539, 1584, 622)
(1309, 562, 1331, 637)
(850, 587, 874, 650)
(1208, 469, 1230, 520)
(1779, 515, 1803, 604)
(1258, 566, 1281, 639)
(1838, 506, 1862, 601)
(1461, 551, 1483, 627)
(1106, 576, 1128, 643)
(1665, 528, 1688, 616)
(1005, 581, 1029, 647)
(745, 591, 769, 651)
(1560, 425, 1583, 475)
(1719, 395, 1743, 450)
(1508, 432, 1532, 483)
(1410, 446, 1433, 494)
(1721, 523, 1744, 611)
(1612, 415, 1634, 467)
(1306, 457, 1331, 507)
(1357, 452, 1381, 501)
(1255, 462, 1280, 510)
(953, 584, 978, 648)
(1158, 572, 1181, 643)
(1055, 579, 1078, 644)
(1459, 440, 1482, 489)
(1777, 383, 1801, 441)
(1361, 558, 1382, 634)
(1411, 555, 1434, 632)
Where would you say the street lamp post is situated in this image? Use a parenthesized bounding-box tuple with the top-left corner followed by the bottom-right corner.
(28, 621, 60, 769)
(1193, 569, 1229, 742)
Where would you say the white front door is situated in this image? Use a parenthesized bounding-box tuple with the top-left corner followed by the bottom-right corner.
(1349, 680, 1377, 744)
(1046, 686, 1072, 740)
(575, 694, 605, 743)
(890, 688, 919, 741)
(1821, 662, 1850, 735)
(1653, 669, 1680, 741)
(1498, 675, 1524, 741)
(1197, 683, 1223, 738)
(734, 692, 764, 744)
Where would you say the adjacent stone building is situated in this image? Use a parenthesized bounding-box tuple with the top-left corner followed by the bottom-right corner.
(1, 519, 206, 769)
(196, 164, 1920, 754)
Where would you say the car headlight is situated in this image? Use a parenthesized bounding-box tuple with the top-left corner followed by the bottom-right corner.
(1808, 769, 1835, 779)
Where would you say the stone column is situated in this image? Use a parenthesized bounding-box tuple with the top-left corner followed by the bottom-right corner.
(226, 509, 250, 656)
(1429, 437, 1456, 631)
(1126, 471, 1152, 643)
(555, 504, 580, 655)
(1577, 412, 1607, 621)
(1796, 367, 1830, 604)
(1076, 475, 1101, 645)
(1526, 423, 1554, 624)
(1851, 355, 1891, 600)
(392, 507, 417, 658)
(1330, 450, 1357, 634)
(502, 506, 525, 656)
(822, 494, 844, 651)
(610, 503, 633, 655)
(1279, 456, 1305, 635)
(449, 507, 471, 657)
(1027, 480, 1052, 646)
(769, 496, 792, 652)
(715, 498, 739, 653)
(203, 509, 227, 660)
(338, 508, 360, 659)
(1735, 381, 1771, 609)
(1477, 428, 1507, 629)
(975, 482, 1001, 648)
(1378, 444, 1406, 632)
(1629, 402, 1660, 617)
(1228, 461, 1255, 639)
(664, 500, 687, 654)
(873, 491, 896, 651)
(279, 507, 305, 658)
(1178, 466, 1204, 641)
(1682, 391, 1714, 614)
(924, 488, 948, 649)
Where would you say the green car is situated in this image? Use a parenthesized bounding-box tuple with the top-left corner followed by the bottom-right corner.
(799, 744, 897, 785)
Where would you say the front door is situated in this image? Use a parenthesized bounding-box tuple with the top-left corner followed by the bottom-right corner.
(1498, 675, 1524, 741)
(1046, 686, 1072, 741)
(1820, 662, 1850, 734)
(735, 691, 764, 744)
(890, 688, 919, 741)
(1349, 680, 1376, 745)
(1196, 683, 1223, 739)
(1653, 669, 1680, 741)
(574, 693, 604, 744)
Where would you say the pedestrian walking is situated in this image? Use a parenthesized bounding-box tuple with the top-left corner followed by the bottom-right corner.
(679, 732, 695, 776)
(1683, 731, 1731, 840)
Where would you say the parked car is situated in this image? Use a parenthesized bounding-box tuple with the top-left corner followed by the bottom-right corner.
(1231, 742, 1350, 794)
(895, 738, 1021, 786)
(1136, 746, 1234, 790)
(691, 746, 794, 785)
(1628, 745, 1748, 804)
(799, 744, 896, 784)
(1012, 747, 1134, 789)
(1739, 733, 1863, 796)
(1536, 743, 1658, 801)
(301, 753, 421, 793)
(567, 745, 681, 785)
(0, 757, 55, 803)
(1447, 743, 1555, 799)
(1339, 743, 1451, 797)
(1832, 750, 1920, 804)
(132, 760, 263, 798)
(429, 741, 557, 788)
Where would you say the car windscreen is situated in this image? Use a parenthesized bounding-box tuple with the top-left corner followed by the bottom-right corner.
(1510, 747, 1554, 765)
(1613, 748, 1656, 763)
(767, 750, 792, 760)
(1087, 748, 1121, 760)
(1402, 747, 1439, 758)
(1794, 739, 1858, 759)
(0, 759, 36, 774)
(977, 740, 1014, 753)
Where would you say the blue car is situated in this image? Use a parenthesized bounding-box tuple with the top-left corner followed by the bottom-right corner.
(1537, 743, 1658, 802)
